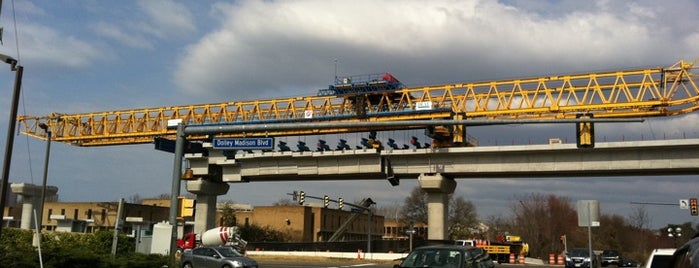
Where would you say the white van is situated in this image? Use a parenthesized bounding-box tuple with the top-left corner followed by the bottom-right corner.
(644, 248, 675, 268)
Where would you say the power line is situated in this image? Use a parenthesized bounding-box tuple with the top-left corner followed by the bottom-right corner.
(630, 202, 678, 206)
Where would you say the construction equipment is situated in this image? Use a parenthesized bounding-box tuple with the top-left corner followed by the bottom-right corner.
(16, 58, 699, 147)
(177, 226, 247, 252)
(455, 235, 529, 263)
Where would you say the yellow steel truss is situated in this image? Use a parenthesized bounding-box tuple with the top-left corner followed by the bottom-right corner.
(17, 59, 699, 146)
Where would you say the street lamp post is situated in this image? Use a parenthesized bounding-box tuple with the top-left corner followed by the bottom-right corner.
(0, 54, 23, 239)
(667, 226, 682, 247)
(37, 123, 52, 231)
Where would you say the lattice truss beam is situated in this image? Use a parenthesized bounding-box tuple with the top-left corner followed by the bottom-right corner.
(17, 59, 699, 146)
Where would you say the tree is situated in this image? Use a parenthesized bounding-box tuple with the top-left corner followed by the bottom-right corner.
(448, 196, 479, 239)
(400, 186, 479, 240)
(400, 186, 428, 225)
(628, 205, 651, 229)
(376, 202, 403, 222)
(127, 194, 141, 204)
(508, 193, 577, 258)
(219, 202, 237, 227)
(273, 198, 298, 206)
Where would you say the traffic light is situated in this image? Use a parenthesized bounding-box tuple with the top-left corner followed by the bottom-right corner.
(178, 196, 196, 218)
(338, 197, 344, 209)
(323, 195, 329, 208)
(299, 191, 305, 205)
(690, 198, 698, 216)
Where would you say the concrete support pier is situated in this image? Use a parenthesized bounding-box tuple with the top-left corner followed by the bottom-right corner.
(10, 183, 58, 229)
(185, 179, 230, 234)
(418, 173, 456, 240)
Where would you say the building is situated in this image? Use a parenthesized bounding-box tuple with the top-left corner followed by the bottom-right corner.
(2, 192, 170, 233)
(230, 204, 384, 242)
(383, 219, 428, 240)
(4, 194, 412, 244)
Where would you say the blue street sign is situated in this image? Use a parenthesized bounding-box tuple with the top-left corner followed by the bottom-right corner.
(212, 138, 274, 150)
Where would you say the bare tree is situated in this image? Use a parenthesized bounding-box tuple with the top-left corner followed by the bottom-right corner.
(399, 186, 479, 240)
(448, 196, 479, 239)
(273, 198, 298, 206)
(400, 186, 428, 225)
(509, 193, 576, 258)
(628, 205, 651, 230)
(376, 202, 403, 222)
(127, 193, 141, 204)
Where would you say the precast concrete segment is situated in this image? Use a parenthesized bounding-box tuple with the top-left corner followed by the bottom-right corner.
(213, 139, 699, 181)
(225, 149, 385, 182)
(383, 139, 699, 178)
(10, 183, 58, 229)
(186, 178, 230, 196)
(418, 174, 455, 240)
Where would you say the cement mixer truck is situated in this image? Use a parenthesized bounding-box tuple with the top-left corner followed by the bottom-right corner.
(177, 226, 248, 253)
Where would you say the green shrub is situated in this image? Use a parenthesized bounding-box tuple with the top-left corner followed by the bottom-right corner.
(0, 228, 167, 268)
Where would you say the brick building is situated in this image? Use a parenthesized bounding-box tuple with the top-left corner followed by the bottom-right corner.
(232, 205, 384, 242)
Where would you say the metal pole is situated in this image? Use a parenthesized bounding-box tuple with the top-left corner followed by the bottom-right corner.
(587, 202, 593, 266)
(37, 127, 51, 231)
(367, 208, 372, 255)
(169, 123, 185, 265)
(33, 209, 44, 268)
(111, 198, 124, 256)
(0, 64, 22, 239)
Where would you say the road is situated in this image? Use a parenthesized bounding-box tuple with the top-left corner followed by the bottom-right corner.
(256, 258, 553, 268)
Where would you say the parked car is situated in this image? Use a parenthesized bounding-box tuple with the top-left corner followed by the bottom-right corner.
(618, 256, 639, 267)
(644, 248, 675, 268)
(566, 248, 598, 268)
(601, 249, 620, 267)
(180, 246, 258, 268)
(394, 245, 495, 268)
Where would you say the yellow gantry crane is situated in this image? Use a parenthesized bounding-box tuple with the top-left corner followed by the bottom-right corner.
(16, 58, 699, 147)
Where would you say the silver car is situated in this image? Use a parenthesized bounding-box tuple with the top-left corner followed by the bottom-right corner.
(181, 246, 258, 268)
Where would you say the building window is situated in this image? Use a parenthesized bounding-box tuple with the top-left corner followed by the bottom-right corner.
(73, 209, 78, 220)
(87, 209, 92, 219)
(47, 209, 52, 222)
(60, 208, 65, 215)
(101, 209, 106, 221)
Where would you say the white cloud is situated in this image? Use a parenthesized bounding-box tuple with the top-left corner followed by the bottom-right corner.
(10, 23, 105, 69)
(137, 0, 196, 39)
(90, 22, 154, 49)
(174, 0, 696, 100)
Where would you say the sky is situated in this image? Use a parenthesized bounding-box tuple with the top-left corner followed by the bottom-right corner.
(0, 0, 698, 230)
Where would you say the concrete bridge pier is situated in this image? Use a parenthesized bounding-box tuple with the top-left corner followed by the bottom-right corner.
(185, 178, 230, 234)
(10, 183, 58, 229)
(418, 173, 456, 240)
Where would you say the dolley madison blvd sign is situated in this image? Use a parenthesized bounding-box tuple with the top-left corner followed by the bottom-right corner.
(212, 137, 274, 150)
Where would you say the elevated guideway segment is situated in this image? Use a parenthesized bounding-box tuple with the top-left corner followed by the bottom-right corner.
(203, 138, 699, 182)
(185, 138, 699, 239)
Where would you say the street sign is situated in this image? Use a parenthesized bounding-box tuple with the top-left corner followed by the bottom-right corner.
(212, 138, 274, 150)
(577, 200, 600, 227)
(680, 199, 689, 209)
